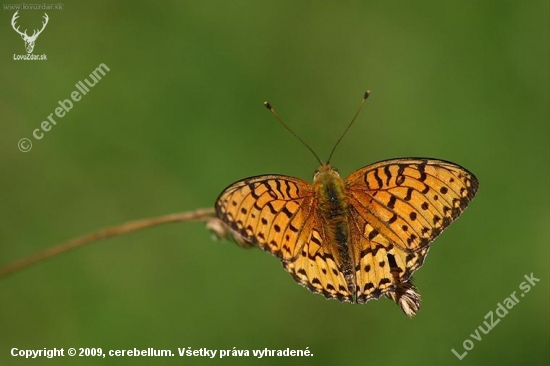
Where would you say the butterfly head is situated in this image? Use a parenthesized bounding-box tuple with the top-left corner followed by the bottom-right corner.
(313, 163, 340, 183)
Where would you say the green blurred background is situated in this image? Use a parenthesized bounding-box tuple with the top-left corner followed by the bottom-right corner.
(1, 1, 548, 365)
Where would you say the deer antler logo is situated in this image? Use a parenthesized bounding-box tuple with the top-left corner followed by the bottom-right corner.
(11, 11, 49, 54)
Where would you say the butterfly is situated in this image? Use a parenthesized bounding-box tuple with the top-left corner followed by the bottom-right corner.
(214, 91, 478, 316)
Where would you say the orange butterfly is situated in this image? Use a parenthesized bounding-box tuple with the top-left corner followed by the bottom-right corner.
(215, 92, 478, 316)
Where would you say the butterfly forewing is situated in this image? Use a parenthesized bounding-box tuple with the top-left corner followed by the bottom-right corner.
(215, 175, 316, 260)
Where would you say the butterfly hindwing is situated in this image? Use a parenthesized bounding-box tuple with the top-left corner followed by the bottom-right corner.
(283, 220, 353, 302)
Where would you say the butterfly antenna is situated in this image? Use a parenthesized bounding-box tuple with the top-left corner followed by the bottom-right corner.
(264, 101, 323, 165)
(327, 90, 370, 163)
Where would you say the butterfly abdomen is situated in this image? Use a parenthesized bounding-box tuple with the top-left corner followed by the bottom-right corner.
(313, 164, 355, 293)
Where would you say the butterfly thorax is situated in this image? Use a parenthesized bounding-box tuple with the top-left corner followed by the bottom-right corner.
(313, 164, 355, 291)
(313, 164, 348, 218)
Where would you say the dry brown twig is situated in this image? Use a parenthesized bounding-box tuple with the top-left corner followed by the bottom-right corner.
(0, 207, 230, 279)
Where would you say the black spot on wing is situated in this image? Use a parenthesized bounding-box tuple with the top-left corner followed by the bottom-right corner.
(281, 206, 293, 218)
(311, 235, 321, 246)
(387, 253, 397, 268)
(388, 195, 397, 209)
(373, 169, 383, 188)
(404, 187, 413, 201)
(368, 229, 379, 241)
(383, 164, 392, 185)
(266, 202, 278, 214)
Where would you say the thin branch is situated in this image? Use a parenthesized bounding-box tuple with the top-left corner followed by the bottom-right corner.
(0, 207, 216, 279)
